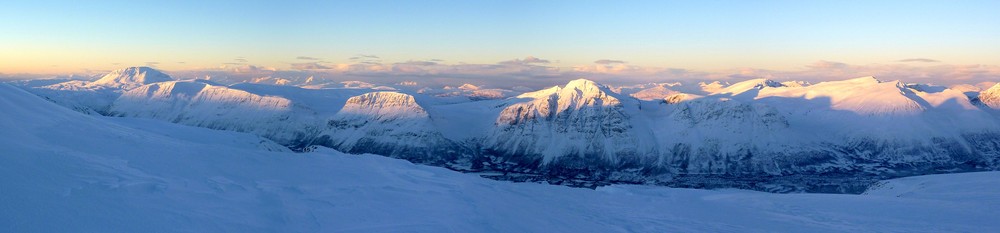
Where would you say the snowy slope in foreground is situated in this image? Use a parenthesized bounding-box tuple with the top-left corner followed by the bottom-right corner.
(3, 84, 1000, 232)
(864, 171, 1000, 201)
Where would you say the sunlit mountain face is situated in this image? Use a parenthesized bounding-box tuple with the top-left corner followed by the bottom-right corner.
(17, 67, 1000, 193)
(4, 1, 1000, 232)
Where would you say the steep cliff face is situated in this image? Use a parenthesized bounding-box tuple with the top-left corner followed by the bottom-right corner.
(317, 92, 465, 164)
(481, 79, 655, 175)
(654, 97, 794, 174)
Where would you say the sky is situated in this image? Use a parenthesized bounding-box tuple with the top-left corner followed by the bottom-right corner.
(2, 0, 999, 87)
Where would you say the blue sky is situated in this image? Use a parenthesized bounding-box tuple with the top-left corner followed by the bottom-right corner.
(2, 0, 999, 85)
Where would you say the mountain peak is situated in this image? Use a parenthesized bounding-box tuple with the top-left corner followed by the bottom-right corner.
(337, 92, 429, 122)
(561, 79, 615, 97)
(550, 78, 622, 110)
(977, 83, 1000, 109)
(717, 78, 784, 95)
(514, 79, 611, 100)
(90, 66, 172, 90)
(564, 78, 601, 89)
(986, 83, 1000, 93)
(458, 83, 480, 91)
(345, 92, 422, 109)
(845, 76, 881, 84)
(781, 80, 811, 87)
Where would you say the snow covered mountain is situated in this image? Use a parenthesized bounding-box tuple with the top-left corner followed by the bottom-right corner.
(4, 82, 998, 232)
(629, 85, 684, 101)
(316, 91, 466, 164)
(89, 66, 173, 89)
(714, 78, 785, 96)
(417, 83, 513, 101)
(646, 76, 1000, 191)
(13, 67, 1000, 192)
(108, 80, 321, 146)
(24, 66, 174, 114)
(974, 83, 1000, 109)
(481, 79, 657, 177)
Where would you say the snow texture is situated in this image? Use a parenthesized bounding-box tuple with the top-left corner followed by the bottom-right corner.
(1, 82, 998, 232)
(13, 67, 1000, 192)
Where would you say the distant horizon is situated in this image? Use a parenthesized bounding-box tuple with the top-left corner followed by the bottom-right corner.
(3, 60, 998, 90)
(3, 0, 999, 87)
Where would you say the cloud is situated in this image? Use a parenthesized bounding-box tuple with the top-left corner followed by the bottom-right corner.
(296, 56, 320, 60)
(572, 60, 670, 77)
(713, 61, 1000, 86)
(807, 60, 848, 69)
(218, 64, 277, 73)
(349, 54, 380, 60)
(145, 62, 160, 67)
(290, 62, 332, 70)
(573, 63, 645, 74)
(76, 57, 1000, 91)
(234, 58, 249, 63)
(976, 81, 998, 90)
(897, 58, 940, 63)
(395, 60, 438, 66)
(177, 61, 186, 64)
(594, 59, 625, 64)
(499, 56, 551, 65)
(81, 68, 110, 74)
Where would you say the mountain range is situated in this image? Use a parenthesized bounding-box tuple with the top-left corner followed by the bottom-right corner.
(3, 79, 996, 231)
(15, 67, 1000, 193)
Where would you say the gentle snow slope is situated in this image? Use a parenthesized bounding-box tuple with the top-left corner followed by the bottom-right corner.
(2, 83, 999, 232)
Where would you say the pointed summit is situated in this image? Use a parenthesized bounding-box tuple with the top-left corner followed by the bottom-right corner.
(514, 78, 614, 100)
(561, 79, 615, 97)
(844, 76, 881, 84)
(458, 83, 480, 91)
(781, 80, 811, 87)
(488, 78, 640, 163)
(976, 83, 1000, 109)
(90, 67, 173, 90)
(717, 78, 784, 95)
(699, 81, 728, 93)
(985, 83, 1000, 93)
(563, 78, 604, 91)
